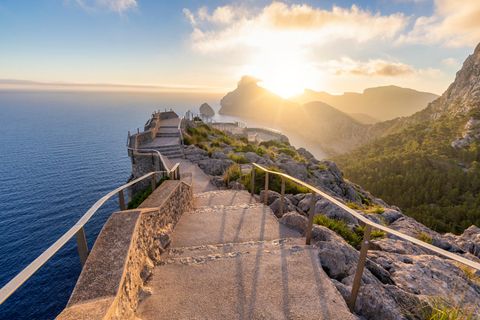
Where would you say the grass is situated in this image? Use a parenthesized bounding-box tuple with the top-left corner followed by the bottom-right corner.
(346, 202, 363, 210)
(228, 153, 249, 164)
(364, 205, 385, 214)
(223, 164, 242, 184)
(313, 215, 386, 248)
(127, 176, 169, 209)
(241, 167, 310, 195)
(418, 231, 433, 244)
(313, 215, 362, 247)
(421, 298, 479, 320)
(456, 263, 480, 286)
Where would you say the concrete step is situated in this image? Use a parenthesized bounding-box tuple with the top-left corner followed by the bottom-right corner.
(170, 200, 301, 248)
(156, 145, 182, 151)
(156, 132, 180, 137)
(163, 237, 304, 262)
(137, 240, 356, 320)
(194, 190, 256, 208)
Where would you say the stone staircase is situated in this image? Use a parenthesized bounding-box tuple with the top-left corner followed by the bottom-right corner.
(155, 144, 184, 158)
(136, 190, 355, 320)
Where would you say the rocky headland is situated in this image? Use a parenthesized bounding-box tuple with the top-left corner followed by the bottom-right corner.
(182, 120, 480, 319)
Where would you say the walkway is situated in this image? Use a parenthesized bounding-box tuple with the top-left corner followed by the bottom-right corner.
(174, 158, 217, 194)
(135, 189, 355, 319)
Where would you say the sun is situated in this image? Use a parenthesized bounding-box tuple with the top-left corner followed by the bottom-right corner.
(240, 47, 321, 98)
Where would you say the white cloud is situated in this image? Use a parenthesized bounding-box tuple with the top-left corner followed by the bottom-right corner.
(325, 58, 415, 77)
(441, 57, 459, 67)
(75, 0, 137, 14)
(183, 2, 408, 52)
(399, 0, 480, 47)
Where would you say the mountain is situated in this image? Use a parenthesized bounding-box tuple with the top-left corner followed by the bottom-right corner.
(220, 76, 367, 155)
(334, 42, 480, 233)
(292, 86, 438, 122)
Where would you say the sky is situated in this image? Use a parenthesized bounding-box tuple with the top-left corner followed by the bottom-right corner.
(0, 0, 479, 96)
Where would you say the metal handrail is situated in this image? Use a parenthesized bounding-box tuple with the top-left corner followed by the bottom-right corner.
(251, 163, 480, 310)
(0, 169, 170, 305)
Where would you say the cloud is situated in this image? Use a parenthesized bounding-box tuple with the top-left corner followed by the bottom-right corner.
(325, 58, 415, 77)
(183, 2, 408, 52)
(441, 57, 459, 67)
(399, 0, 480, 47)
(75, 0, 137, 14)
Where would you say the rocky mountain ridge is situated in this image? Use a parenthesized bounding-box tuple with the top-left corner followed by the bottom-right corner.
(292, 85, 438, 122)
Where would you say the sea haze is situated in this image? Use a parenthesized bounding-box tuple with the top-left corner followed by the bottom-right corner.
(0, 91, 221, 319)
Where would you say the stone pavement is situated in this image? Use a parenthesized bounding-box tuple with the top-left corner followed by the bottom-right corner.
(135, 190, 356, 320)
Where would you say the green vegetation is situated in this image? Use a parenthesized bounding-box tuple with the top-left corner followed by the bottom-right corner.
(228, 153, 249, 164)
(421, 298, 479, 320)
(417, 232, 433, 244)
(127, 176, 169, 209)
(364, 205, 385, 214)
(223, 164, 242, 184)
(313, 215, 386, 248)
(335, 114, 480, 233)
(241, 167, 310, 195)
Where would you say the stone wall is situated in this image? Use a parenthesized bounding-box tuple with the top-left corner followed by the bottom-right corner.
(57, 180, 193, 320)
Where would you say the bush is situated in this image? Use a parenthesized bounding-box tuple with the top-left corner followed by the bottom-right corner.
(364, 205, 385, 214)
(278, 147, 297, 157)
(313, 215, 362, 247)
(418, 232, 433, 244)
(421, 298, 479, 320)
(259, 140, 290, 149)
(228, 153, 248, 164)
(347, 202, 363, 210)
(241, 168, 309, 195)
(223, 164, 242, 184)
(127, 176, 169, 209)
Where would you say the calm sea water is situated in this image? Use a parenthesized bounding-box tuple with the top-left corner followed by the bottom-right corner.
(0, 91, 221, 320)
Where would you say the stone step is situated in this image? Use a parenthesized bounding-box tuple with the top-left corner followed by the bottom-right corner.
(162, 237, 304, 262)
(156, 132, 180, 137)
(194, 190, 256, 208)
(170, 199, 301, 248)
(137, 240, 356, 320)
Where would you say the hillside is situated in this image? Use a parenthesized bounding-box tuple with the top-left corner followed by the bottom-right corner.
(292, 86, 438, 122)
(335, 43, 480, 233)
(220, 76, 368, 155)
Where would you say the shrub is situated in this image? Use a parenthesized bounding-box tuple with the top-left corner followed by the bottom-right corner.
(347, 202, 363, 210)
(313, 215, 362, 247)
(364, 205, 385, 214)
(223, 164, 241, 184)
(418, 232, 433, 244)
(228, 153, 249, 164)
(278, 147, 297, 157)
(127, 176, 169, 209)
(241, 168, 309, 195)
(259, 140, 290, 149)
(421, 298, 479, 320)
(354, 225, 386, 240)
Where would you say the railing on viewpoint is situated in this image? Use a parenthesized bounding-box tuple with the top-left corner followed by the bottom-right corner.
(251, 163, 480, 311)
(0, 167, 180, 305)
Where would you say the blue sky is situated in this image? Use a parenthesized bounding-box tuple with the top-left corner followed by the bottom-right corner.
(0, 0, 478, 95)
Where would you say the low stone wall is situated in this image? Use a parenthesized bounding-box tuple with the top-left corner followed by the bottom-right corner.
(57, 180, 193, 320)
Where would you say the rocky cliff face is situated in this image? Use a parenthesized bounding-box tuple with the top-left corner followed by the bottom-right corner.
(427, 43, 480, 118)
(182, 121, 480, 319)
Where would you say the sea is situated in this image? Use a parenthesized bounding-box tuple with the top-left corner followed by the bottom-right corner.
(0, 90, 325, 319)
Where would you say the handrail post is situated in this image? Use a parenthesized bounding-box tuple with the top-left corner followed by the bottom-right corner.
(76, 227, 89, 267)
(118, 189, 126, 211)
(264, 172, 269, 205)
(280, 177, 285, 216)
(305, 194, 316, 244)
(251, 167, 255, 195)
(151, 172, 156, 191)
(348, 225, 372, 311)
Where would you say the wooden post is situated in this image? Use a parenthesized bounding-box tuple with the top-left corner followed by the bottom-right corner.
(348, 225, 372, 311)
(151, 172, 156, 191)
(305, 194, 316, 245)
(118, 190, 126, 211)
(76, 227, 89, 267)
(264, 172, 269, 205)
(251, 168, 255, 195)
(280, 177, 285, 216)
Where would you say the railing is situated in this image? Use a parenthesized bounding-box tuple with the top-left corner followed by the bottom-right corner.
(251, 163, 480, 311)
(127, 147, 180, 179)
(0, 169, 175, 305)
